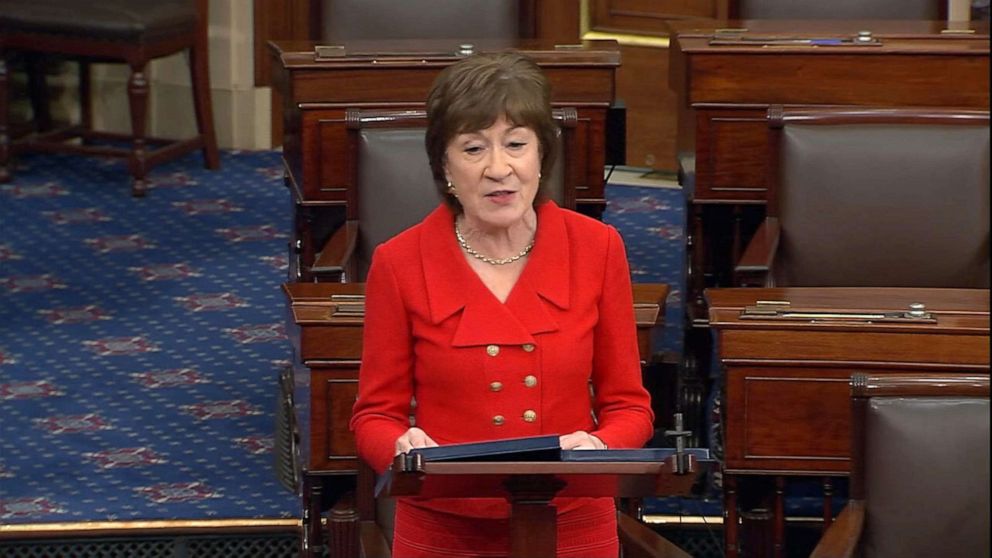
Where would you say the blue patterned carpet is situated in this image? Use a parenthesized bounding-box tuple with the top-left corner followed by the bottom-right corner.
(0, 151, 686, 525)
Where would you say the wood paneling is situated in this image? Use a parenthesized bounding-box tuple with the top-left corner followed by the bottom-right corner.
(537, 0, 582, 42)
(615, 45, 678, 169)
(590, 0, 728, 33)
(252, 0, 313, 88)
(588, 0, 729, 170)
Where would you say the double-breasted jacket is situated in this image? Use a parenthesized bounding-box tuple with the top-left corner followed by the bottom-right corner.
(350, 200, 655, 516)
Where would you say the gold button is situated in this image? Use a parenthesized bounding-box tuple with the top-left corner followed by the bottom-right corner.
(522, 343, 535, 352)
(522, 410, 537, 422)
(490, 381, 503, 392)
(486, 345, 500, 357)
(523, 375, 537, 388)
(493, 415, 505, 425)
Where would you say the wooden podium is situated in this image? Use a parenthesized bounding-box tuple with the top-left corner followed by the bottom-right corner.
(269, 39, 621, 281)
(706, 287, 990, 558)
(383, 454, 706, 558)
(283, 282, 669, 557)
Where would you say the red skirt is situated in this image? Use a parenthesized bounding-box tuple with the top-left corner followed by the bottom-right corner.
(391, 497, 619, 558)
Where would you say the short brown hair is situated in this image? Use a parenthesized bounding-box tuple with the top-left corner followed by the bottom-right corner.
(425, 52, 557, 212)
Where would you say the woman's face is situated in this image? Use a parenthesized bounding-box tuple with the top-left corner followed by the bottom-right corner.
(444, 115, 541, 231)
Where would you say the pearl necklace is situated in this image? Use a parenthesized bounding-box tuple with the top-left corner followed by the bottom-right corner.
(455, 223, 535, 266)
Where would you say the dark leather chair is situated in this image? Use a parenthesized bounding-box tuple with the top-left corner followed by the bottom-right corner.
(810, 373, 990, 558)
(0, 0, 220, 197)
(309, 107, 577, 283)
(318, 0, 535, 41)
(735, 106, 990, 289)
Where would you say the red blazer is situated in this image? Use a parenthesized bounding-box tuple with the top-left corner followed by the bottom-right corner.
(350, 201, 655, 477)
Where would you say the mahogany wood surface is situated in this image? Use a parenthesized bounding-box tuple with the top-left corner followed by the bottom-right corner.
(386, 459, 701, 499)
(670, 20, 990, 204)
(709, 287, 989, 558)
(708, 287, 989, 474)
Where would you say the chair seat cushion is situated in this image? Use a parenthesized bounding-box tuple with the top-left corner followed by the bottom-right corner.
(0, 0, 196, 43)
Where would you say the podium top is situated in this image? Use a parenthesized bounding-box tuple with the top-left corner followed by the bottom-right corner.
(380, 454, 711, 500)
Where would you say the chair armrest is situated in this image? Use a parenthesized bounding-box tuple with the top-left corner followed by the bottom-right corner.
(311, 220, 358, 282)
(618, 510, 692, 558)
(734, 217, 780, 287)
(809, 500, 864, 558)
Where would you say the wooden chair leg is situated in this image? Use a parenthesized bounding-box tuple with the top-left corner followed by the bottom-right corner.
(0, 55, 10, 183)
(79, 60, 92, 132)
(190, 15, 220, 170)
(25, 54, 52, 132)
(127, 63, 150, 197)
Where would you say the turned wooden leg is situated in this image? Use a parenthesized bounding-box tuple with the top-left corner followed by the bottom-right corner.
(0, 55, 10, 183)
(189, 0, 220, 170)
(328, 492, 359, 558)
(822, 477, 834, 532)
(773, 476, 785, 558)
(724, 474, 739, 558)
(691, 203, 706, 308)
(126, 63, 149, 197)
(25, 54, 52, 132)
(300, 474, 323, 558)
(79, 60, 92, 132)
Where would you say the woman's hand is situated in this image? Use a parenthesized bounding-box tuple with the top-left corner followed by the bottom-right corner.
(394, 427, 439, 456)
(559, 431, 607, 450)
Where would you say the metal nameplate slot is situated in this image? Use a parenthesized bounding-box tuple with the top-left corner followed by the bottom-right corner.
(709, 36, 882, 47)
(330, 294, 366, 318)
(314, 44, 463, 61)
(709, 30, 881, 47)
(314, 45, 346, 59)
(740, 301, 936, 323)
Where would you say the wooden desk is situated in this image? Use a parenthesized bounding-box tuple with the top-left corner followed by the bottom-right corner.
(707, 287, 990, 558)
(667, 18, 990, 459)
(670, 20, 990, 296)
(283, 281, 668, 558)
(269, 39, 620, 281)
(671, 20, 990, 205)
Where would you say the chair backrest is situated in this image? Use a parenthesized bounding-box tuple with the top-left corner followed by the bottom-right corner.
(850, 373, 990, 558)
(319, 0, 534, 41)
(346, 107, 575, 281)
(731, 0, 942, 19)
(767, 107, 990, 288)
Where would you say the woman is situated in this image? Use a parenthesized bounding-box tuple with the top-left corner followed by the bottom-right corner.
(350, 51, 654, 558)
